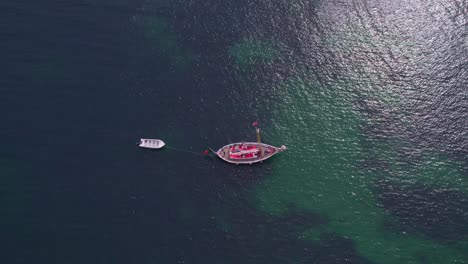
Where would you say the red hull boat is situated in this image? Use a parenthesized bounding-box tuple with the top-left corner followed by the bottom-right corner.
(216, 142, 286, 165)
(214, 126, 286, 165)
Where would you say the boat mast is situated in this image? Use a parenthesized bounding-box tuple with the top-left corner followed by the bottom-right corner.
(256, 127, 261, 143)
(252, 120, 261, 143)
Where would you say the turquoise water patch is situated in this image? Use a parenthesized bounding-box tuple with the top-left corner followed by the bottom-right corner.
(253, 76, 468, 263)
(229, 39, 278, 69)
(131, 15, 197, 72)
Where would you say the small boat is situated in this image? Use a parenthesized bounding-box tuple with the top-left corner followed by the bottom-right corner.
(215, 124, 286, 165)
(139, 138, 165, 149)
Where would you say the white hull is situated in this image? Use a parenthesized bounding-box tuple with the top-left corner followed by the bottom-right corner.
(216, 142, 286, 165)
(139, 139, 165, 149)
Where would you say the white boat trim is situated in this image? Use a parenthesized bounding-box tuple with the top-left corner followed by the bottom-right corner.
(139, 138, 165, 149)
(216, 142, 286, 165)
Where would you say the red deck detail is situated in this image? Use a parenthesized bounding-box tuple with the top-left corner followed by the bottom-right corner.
(217, 142, 286, 165)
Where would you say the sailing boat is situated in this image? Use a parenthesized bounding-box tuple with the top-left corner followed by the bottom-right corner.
(214, 122, 287, 165)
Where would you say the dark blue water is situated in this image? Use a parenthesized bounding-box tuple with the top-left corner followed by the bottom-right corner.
(1, 0, 467, 263)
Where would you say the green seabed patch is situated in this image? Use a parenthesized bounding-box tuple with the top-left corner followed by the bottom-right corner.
(137, 16, 197, 72)
(404, 154, 468, 192)
(253, 78, 468, 263)
(229, 39, 278, 69)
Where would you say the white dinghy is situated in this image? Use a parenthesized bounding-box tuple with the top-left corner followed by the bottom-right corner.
(139, 138, 165, 149)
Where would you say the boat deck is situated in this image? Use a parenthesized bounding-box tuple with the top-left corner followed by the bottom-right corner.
(217, 142, 280, 164)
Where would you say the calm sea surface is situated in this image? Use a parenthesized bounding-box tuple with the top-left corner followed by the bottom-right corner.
(1, 0, 467, 263)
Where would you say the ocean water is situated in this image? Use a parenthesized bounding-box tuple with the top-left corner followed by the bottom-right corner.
(1, 0, 467, 263)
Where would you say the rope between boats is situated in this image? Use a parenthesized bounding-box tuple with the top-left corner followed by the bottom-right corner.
(165, 146, 206, 156)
